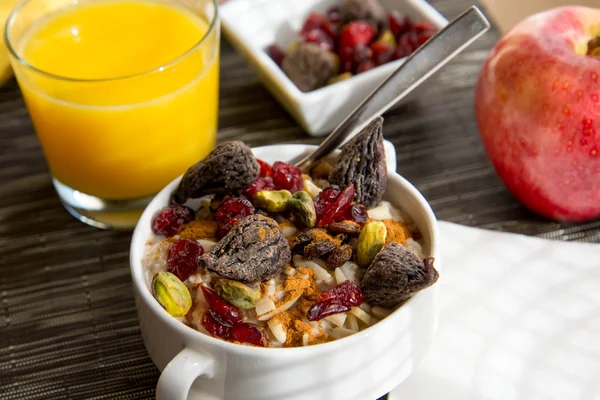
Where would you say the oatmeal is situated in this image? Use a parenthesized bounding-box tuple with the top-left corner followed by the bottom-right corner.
(142, 118, 439, 347)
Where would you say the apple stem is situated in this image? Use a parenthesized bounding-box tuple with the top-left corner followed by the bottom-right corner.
(588, 36, 600, 56)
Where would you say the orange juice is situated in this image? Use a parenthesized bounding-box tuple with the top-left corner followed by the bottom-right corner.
(12, 0, 219, 199)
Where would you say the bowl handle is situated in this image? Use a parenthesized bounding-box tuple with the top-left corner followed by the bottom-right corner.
(156, 347, 215, 400)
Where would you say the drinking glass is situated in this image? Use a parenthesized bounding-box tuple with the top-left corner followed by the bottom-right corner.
(6, 0, 219, 229)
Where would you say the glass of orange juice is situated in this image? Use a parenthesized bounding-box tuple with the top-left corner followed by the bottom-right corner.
(5, 0, 219, 229)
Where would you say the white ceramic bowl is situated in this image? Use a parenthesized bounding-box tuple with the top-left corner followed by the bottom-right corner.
(130, 144, 440, 400)
(220, 0, 447, 136)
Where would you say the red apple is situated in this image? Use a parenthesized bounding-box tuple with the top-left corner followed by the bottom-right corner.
(476, 7, 600, 221)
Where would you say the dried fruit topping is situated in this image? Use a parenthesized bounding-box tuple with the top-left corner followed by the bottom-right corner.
(257, 159, 273, 177)
(266, 44, 286, 67)
(151, 205, 195, 237)
(201, 286, 243, 327)
(300, 12, 335, 39)
(328, 220, 362, 235)
(282, 42, 339, 92)
(305, 29, 335, 51)
(199, 215, 291, 283)
(317, 280, 363, 307)
(326, 6, 341, 25)
(360, 242, 439, 308)
(396, 31, 418, 59)
(356, 60, 375, 73)
(152, 271, 192, 317)
(314, 185, 341, 218)
(231, 322, 269, 347)
(288, 229, 345, 260)
(377, 30, 397, 47)
(340, 0, 386, 27)
(343, 203, 368, 225)
(287, 191, 317, 228)
(310, 159, 334, 180)
(339, 21, 376, 54)
(357, 220, 387, 267)
(215, 197, 255, 238)
(172, 141, 260, 204)
(254, 190, 293, 213)
(389, 12, 411, 36)
(329, 117, 387, 208)
(370, 41, 395, 66)
(325, 244, 353, 270)
(167, 239, 204, 281)
(307, 300, 351, 321)
(214, 279, 262, 310)
(272, 161, 303, 193)
(243, 176, 276, 198)
(201, 312, 234, 340)
(316, 184, 355, 228)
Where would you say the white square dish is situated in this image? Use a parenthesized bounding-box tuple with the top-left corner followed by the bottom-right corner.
(220, 0, 448, 136)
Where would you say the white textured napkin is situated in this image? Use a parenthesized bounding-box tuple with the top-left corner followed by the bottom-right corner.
(389, 221, 600, 400)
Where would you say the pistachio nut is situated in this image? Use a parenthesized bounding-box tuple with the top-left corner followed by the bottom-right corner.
(288, 191, 317, 228)
(254, 190, 293, 212)
(327, 72, 352, 85)
(214, 279, 262, 309)
(377, 29, 397, 47)
(152, 271, 192, 317)
(357, 221, 387, 267)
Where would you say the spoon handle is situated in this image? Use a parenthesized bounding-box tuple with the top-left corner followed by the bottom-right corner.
(294, 6, 490, 170)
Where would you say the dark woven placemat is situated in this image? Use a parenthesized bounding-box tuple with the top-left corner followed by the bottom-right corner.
(1, 0, 599, 399)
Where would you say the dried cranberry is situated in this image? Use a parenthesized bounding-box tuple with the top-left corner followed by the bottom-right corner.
(343, 204, 368, 225)
(167, 239, 204, 281)
(232, 322, 269, 347)
(317, 184, 355, 227)
(371, 42, 395, 66)
(389, 12, 411, 37)
(352, 44, 372, 66)
(307, 300, 351, 321)
(202, 312, 233, 340)
(257, 159, 273, 177)
(326, 6, 340, 25)
(266, 44, 286, 67)
(317, 280, 363, 307)
(416, 30, 434, 46)
(356, 60, 375, 74)
(152, 206, 195, 237)
(339, 22, 375, 54)
(413, 21, 436, 33)
(338, 46, 354, 73)
(201, 286, 243, 327)
(300, 12, 335, 39)
(272, 161, 303, 193)
(243, 176, 276, 198)
(216, 197, 255, 237)
(314, 185, 341, 220)
(305, 29, 335, 51)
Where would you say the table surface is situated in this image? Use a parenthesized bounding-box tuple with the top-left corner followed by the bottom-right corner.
(1, 0, 599, 399)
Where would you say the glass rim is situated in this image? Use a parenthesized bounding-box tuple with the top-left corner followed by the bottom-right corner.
(4, 0, 219, 83)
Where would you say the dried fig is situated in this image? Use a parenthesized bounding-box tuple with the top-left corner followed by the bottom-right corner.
(288, 228, 345, 260)
(329, 117, 387, 208)
(172, 142, 260, 204)
(340, 0, 386, 27)
(360, 242, 438, 308)
(199, 214, 291, 283)
(282, 43, 339, 92)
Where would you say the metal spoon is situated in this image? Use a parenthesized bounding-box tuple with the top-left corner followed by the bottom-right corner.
(294, 6, 490, 170)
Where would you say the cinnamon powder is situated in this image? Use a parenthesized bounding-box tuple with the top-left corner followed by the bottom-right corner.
(178, 219, 217, 240)
(377, 219, 410, 245)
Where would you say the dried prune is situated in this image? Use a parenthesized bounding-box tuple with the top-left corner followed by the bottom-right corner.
(360, 242, 438, 308)
(340, 0, 386, 28)
(329, 117, 387, 208)
(172, 142, 260, 204)
(325, 244, 353, 270)
(282, 42, 339, 92)
(199, 214, 291, 283)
